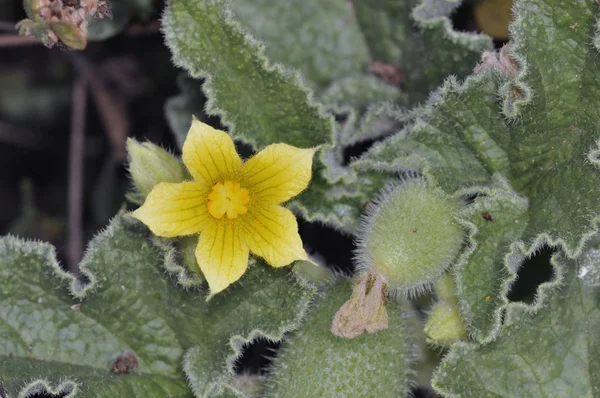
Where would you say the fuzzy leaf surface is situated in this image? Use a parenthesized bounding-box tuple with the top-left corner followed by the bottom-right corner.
(0, 215, 313, 397)
(354, 0, 492, 101)
(0, 357, 190, 398)
(226, 0, 370, 89)
(264, 282, 413, 398)
(434, 256, 599, 397)
(162, 0, 333, 149)
(454, 183, 529, 342)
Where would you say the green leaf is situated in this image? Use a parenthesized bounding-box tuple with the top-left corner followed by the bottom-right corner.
(354, 0, 492, 101)
(358, 0, 600, 256)
(162, 0, 334, 149)
(433, 254, 599, 397)
(1, 357, 191, 398)
(264, 281, 415, 397)
(506, 0, 600, 254)
(335, 103, 405, 149)
(356, 73, 508, 192)
(225, 0, 370, 89)
(224, 0, 490, 100)
(0, 215, 314, 397)
(288, 176, 365, 234)
(319, 75, 403, 113)
(454, 180, 529, 342)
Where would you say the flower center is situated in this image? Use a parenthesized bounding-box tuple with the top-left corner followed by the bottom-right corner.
(207, 181, 250, 219)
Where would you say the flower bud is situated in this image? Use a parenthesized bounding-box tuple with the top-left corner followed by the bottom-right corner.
(424, 301, 467, 346)
(126, 138, 187, 198)
(51, 22, 87, 50)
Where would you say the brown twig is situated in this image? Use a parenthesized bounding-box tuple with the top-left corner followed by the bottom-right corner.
(0, 34, 40, 47)
(69, 54, 129, 161)
(0, 21, 17, 31)
(67, 77, 87, 273)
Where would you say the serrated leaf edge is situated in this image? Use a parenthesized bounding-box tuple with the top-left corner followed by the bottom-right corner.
(161, 0, 335, 150)
(14, 378, 79, 398)
(431, 250, 569, 397)
(181, 270, 316, 398)
(412, 0, 492, 51)
(452, 183, 528, 343)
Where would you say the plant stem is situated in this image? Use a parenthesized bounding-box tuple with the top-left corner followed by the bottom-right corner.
(67, 77, 87, 273)
(0, 34, 39, 47)
(0, 21, 17, 31)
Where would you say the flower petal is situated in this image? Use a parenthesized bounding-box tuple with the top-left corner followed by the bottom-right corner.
(182, 119, 242, 185)
(132, 182, 210, 237)
(196, 222, 249, 297)
(240, 144, 318, 204)
(240, 204, 308, 267)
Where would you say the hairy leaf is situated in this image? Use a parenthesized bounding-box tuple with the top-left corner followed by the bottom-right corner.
(356, 73, 507, 192)
(454, 181, 529, 342)
(1, 358, 191, 398)
(0, 215, 313, 397)
(226, 0, 370, 89)
(434, 254, 599, 397)
(162, 0, 334, 149)
(354, 0, 492, 101)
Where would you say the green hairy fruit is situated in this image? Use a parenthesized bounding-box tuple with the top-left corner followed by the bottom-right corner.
(265, 281, 415, 398)
(356, 179, 464, 295)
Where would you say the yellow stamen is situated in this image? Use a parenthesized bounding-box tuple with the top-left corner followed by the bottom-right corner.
(207, 181, 250, 219)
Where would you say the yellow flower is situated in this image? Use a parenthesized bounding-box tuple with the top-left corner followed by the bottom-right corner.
(131, 119, 317, 297)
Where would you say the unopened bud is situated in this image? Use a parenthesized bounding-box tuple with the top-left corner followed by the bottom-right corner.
(424, 301, 467, 346)
(127, 138, 187, 198)
(51, 22, 87, 50)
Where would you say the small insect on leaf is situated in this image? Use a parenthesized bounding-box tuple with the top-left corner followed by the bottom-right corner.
(111, 351, 139, 374)
(482, 212, 494, 222)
